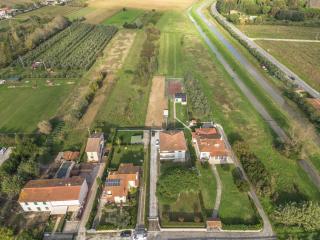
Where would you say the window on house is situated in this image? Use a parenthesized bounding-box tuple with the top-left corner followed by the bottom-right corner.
(37, 207, 41, 211)
(43, 202, 46, 205)
(25, 202, 29, 205)
(27, 207, 31, 211)
(34, 202, 38, 205)
(45, 207, 49, 210)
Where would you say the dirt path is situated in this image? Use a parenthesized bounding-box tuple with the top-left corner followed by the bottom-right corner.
(77, 30, 137, 129)
(145, 76, 167, 128)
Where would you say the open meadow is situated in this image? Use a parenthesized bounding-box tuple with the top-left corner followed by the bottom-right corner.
(0, 81, 74, 133)
(237, 25, 320, 40)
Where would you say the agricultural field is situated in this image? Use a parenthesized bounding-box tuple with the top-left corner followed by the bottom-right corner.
(102, 9, 144, 26)
(16, 23, 117, 70)
(256, 41, 320, 92)
(0, 80, 74, 132)
(236, 25, 320, 40)
(15, 6, 83, 19)
(217, 166, 260, 228)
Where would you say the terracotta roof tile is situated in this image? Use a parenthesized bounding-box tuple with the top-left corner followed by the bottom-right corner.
(160, 131, 187, 152)
(18, 177, 85, 202)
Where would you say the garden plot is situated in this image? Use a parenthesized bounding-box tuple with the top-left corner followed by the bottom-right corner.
(145, 76, 168, 128)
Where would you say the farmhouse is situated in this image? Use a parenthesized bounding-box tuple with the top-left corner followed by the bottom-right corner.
(85, 133, 105, 162)
(159, 131, 187, 162)
(192, 127, 231, 164)
(102, 163, 140, 203)
(174, 92, 187, 105)
(18, 176, 88, 214)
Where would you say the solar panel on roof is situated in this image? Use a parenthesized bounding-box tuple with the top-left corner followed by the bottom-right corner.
(105, 179, 120, 186)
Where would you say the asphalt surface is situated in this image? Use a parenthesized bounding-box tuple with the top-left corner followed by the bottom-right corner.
(210, 2, 320, 99)
(149, 131, 159, 219)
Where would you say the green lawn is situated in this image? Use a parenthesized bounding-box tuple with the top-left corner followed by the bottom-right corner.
(111, 145, 144, 168)
(115, 130, 144, 145)
(102, 9, 144, 26)
(197, 163, 216, 217)
(0, 84, 72, 132)
(96, 30, 151, 128)
(159, 191, 205, 227)
(217, 165, 260, 227)
(67, 7, 96, 20)
(175, 102, 189, 124)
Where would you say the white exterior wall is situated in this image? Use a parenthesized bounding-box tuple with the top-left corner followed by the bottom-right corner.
(160, 150, 186, 162)
(87, 151, 99, 162)
(114, 196, 126, 204)
(209, 156, 233, 165)
(19, 180, 88, 214)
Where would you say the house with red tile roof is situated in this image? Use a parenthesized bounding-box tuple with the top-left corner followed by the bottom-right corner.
(18, 176, 88, 214)
(85, 133, 104, 162)
(159, 131, 188, 162)
(192, 127, 232, 164)
(102, 163, 140, 204)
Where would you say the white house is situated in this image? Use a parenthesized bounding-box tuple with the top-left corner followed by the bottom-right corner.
(159, 131, 187, 162)
(192, 127, 232, 164)
(174, 92, 187, 105)
(18, 177, 88, 214)
(85, 133, 105, 162)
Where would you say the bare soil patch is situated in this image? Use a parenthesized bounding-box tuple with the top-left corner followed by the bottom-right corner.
(145, 76, 167, 128)
(77, 30, 137, 128)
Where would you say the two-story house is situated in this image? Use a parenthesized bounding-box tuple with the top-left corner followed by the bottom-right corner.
(192, 127, 232, 164)
(85, 133, 105, 162)
(159, 131, 187, 162)
(18, 176, 88, 214)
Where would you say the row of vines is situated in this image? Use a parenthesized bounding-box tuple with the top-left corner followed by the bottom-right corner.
(13, 23, 117, 70)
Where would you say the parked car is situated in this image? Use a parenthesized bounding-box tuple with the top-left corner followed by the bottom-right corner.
(120, 230, 132, 238)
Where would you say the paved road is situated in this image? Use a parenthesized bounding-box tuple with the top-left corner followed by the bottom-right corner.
(211, 165, 221, 218)
(210, 2, 320, 99)
(149, 131, 159, 219)
(77, 163, 106, 240)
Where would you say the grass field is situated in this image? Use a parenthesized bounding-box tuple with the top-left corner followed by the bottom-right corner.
(236, 25, 320, 40)
(256, 41, 320, 92)
(0, 83, 73, 133)
(197, 163, 216, 217)
(217, 165, 259, 226)
(111, 145, 144, 168)
(175, 103, 189, 124)
(102, 9, 144, 26)
(96, 30, 151, 128)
